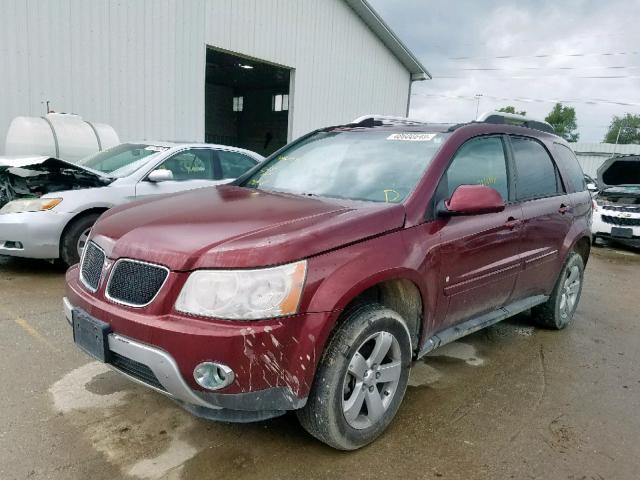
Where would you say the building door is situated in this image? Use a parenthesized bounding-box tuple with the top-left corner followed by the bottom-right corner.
(205, 47, 292, 156)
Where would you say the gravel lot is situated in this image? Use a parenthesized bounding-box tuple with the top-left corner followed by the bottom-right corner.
(1, 245, 639, 480)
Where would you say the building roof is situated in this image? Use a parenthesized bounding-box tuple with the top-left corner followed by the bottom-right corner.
(344, 0, 431, 80)
(569, 142, 640, 177)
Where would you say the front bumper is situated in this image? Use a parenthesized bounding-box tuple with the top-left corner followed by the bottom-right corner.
(0, 210, 74, 259)
(64, 261, 335, 421)
(592, 209, 640, 247)
(64, 297, 307, 422)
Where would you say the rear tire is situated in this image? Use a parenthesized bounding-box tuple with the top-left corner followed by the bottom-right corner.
(297, 304, 412, 450)
(532, 251, 584, 330)
(60, 213, 101, 267)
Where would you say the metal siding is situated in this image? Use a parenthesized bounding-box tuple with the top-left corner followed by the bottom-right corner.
(0, 0, 205, 152)
(570, 142, 640, 177)
(0, 0, 411, 152)
(204, 0, 411, 139)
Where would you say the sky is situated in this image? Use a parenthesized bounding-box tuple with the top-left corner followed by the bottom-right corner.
(369, 0, 640, 142)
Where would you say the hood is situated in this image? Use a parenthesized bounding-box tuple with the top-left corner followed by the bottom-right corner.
(0, 156, 110, 208)
(92, 185, 406, 270)
(597, 155, 640, 189)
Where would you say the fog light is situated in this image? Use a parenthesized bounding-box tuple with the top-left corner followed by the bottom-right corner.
(193, 362, 234, 390)
(4, 241, 23, 249)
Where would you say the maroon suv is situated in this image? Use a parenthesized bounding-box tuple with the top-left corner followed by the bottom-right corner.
(64, 114, 591, 449)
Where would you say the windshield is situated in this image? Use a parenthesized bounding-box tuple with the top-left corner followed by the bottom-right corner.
(77, 143, 169, 178)
(242, 130, 448, 203)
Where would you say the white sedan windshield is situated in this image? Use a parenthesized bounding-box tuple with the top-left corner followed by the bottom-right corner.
(78, 144, 169, 178)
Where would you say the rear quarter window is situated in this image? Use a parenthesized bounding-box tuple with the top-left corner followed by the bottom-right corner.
(511, 136, 563, 200)
(553, 143, 586, 192)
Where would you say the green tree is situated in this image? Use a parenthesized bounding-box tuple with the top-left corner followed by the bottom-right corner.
(603, 113, 640, 144)
(545, 103, 579, 142)
(497, 105, 526, 116)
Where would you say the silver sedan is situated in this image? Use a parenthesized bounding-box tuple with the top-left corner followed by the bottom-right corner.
(0, 142, 263, 265)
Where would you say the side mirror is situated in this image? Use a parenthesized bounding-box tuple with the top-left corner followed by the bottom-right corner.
(440, 184, 505, 216)
(147, 169, 174, 183)
(586, 182, 598, 193)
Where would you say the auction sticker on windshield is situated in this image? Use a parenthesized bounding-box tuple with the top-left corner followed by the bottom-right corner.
(387, 133, 437, 141)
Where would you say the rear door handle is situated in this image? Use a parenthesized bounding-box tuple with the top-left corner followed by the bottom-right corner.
(505, 217, 522, 229)
(558, 204, 571, 214)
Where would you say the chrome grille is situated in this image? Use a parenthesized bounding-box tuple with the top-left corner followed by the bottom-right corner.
(106, 259, 169, 307)
(602, 215, 640, 227)
(80, 242, 105, 292)
(602, 205, 640, 213)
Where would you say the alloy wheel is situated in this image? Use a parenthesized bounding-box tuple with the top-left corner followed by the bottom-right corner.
(559, 265, 581, 320)
(342, 331, 402, 430)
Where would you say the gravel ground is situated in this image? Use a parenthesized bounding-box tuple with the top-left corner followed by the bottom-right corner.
(1, 245, 639, 480)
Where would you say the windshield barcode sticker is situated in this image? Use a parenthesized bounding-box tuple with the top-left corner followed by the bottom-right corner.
(145, 146, 169, 152)
(387, 133, 437, 141)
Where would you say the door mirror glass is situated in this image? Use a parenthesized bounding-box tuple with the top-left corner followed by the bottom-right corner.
(147, 169, 174, 183)
(443, 184, 506, 216)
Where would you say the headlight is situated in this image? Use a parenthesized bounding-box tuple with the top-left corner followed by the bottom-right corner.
(175, 260, 307, 320)
(0, 198, 62, 214)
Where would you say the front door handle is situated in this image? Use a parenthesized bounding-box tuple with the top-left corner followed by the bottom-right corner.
(505, 217, 522, 229)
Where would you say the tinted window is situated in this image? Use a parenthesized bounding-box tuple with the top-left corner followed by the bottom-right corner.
(446, 136, 509, 200)
(155, 149, 215, 181)
(554, 143, 586, 192)
(511, 137, 561, 199)
(218, 151, 257, 179)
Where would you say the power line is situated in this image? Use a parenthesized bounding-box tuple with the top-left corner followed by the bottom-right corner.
(432, 74, 640, 80)
(449, 50, 639, 61)
(411, 93, 640, 108)
(451, 65, 640, 72)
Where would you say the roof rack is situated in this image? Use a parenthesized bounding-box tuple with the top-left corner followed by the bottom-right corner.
(477, 111, 555, 134)
(350, 115, 428, 127)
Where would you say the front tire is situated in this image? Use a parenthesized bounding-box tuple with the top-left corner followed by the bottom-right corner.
(532, 251, 585, 330)
(297, 304, 412, 450)
(60, 213, 101, 267)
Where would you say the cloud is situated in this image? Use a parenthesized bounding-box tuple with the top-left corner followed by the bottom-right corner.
(370, 0, 640, 141)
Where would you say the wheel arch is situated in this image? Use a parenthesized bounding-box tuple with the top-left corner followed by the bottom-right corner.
(59, 207, 110, 253)
(309, 267, 427, 355)
(570, 235, 591, 267)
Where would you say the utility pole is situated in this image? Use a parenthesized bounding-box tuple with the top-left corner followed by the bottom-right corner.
(474, 94, 483, 120)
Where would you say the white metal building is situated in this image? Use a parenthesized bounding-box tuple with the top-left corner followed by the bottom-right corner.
(0, 0, 429, 156)
(570, 142, 640, 177)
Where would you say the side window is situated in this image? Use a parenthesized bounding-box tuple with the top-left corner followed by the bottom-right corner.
(553, 143, 586, 192)
(154, 149, 215, 181)
(445, 136, 509, 201)
(511, 137, 563, 200)
(218, 151, 257, 179)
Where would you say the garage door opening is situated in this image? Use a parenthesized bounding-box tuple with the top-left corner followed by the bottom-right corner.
(205, 47, 292, 156)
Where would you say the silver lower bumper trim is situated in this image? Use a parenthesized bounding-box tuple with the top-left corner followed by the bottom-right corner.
(63, 297, 73, 325)
(64, 297, 220, 410)
(107, 334, 221, 410)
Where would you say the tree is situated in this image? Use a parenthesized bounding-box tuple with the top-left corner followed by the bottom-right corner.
(497, 105, 526, 116)
(603, 113, 640, 144)
(544, 103, 579, 142)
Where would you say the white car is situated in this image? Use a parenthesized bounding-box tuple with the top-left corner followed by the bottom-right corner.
(592, 155, 640, 248)
(0, 142, 263, 265)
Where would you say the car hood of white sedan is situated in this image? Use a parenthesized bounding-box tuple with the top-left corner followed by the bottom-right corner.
(0, 156, 111, 209)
